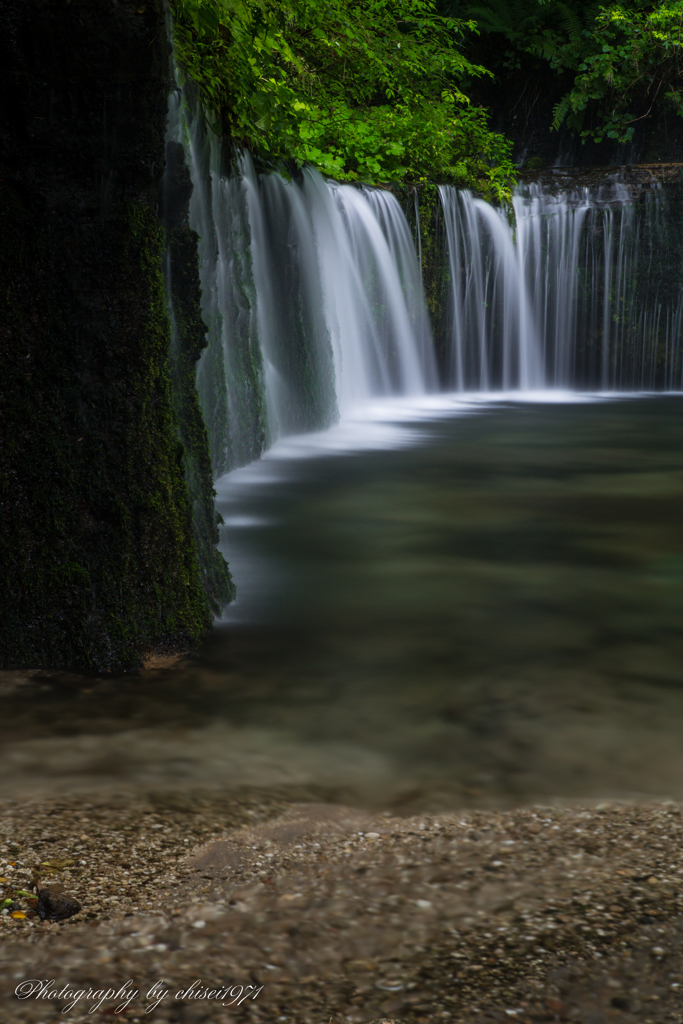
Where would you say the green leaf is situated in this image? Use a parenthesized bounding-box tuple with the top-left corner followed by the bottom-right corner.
(169, 0, 515, 194)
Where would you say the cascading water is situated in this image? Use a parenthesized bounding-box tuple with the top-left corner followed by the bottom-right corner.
(243, 161, 436, 421)
(167, 87, 434, 476)
(167, 76, 683, 484)
(439, 175, 683, 392)
(166, 90, 267, 478)
(438, 187, 544, 391)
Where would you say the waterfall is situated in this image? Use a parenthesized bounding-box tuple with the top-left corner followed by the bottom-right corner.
(167, 77, 683, 483)
(243, 161, 436, 421)
(439, 176, 683, 392)
(439, 188, 544, 391)
(167, 89, 434, 475)
(166, 90, 267, 478)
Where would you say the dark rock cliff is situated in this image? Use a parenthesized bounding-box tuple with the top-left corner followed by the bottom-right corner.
(0, 0, 233, 671)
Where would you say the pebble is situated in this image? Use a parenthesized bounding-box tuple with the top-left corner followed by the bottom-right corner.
(2, 795, 683, 1023)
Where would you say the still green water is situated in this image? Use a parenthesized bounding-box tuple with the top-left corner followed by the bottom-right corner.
(4, 396, 683, 808)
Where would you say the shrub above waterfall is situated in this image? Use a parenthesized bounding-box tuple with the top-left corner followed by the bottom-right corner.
(170, 0, 515, 198)
(444, 0, 683, 150)
(539, 0, 683, 145)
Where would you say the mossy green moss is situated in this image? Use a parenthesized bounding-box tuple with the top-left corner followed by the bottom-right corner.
(0, 182, 219, 670)
(0, 0, 232, 670)
(166, 220, 235, 611)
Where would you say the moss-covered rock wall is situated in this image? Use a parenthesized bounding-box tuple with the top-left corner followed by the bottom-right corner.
(402, 185, 450, 387)
(163, 140, 235, 614)
(0, 0, 232, 671)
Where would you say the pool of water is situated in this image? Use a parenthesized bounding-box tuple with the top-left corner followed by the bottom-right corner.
(4, 394, 683, 809)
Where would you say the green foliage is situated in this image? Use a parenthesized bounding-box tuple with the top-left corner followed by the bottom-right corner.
(445, 0, 683, 146)
(170, 0, 516, 199)
(447, 0, 594, 42)
(537, 1, 683, 144)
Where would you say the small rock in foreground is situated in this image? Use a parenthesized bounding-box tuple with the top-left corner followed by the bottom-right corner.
(36, 888, 81, 922)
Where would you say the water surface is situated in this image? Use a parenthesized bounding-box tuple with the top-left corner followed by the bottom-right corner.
(4, 395, 683, 809)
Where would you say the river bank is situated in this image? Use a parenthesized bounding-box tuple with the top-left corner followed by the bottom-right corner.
(2, 792, 683, 1023)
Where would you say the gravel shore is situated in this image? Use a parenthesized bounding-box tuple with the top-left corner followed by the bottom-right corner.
(2, 792, 683, 1023)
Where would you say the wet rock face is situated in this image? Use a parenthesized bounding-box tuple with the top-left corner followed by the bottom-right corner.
(517, 162, 683, 198)
(0, 0, 230, 670)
